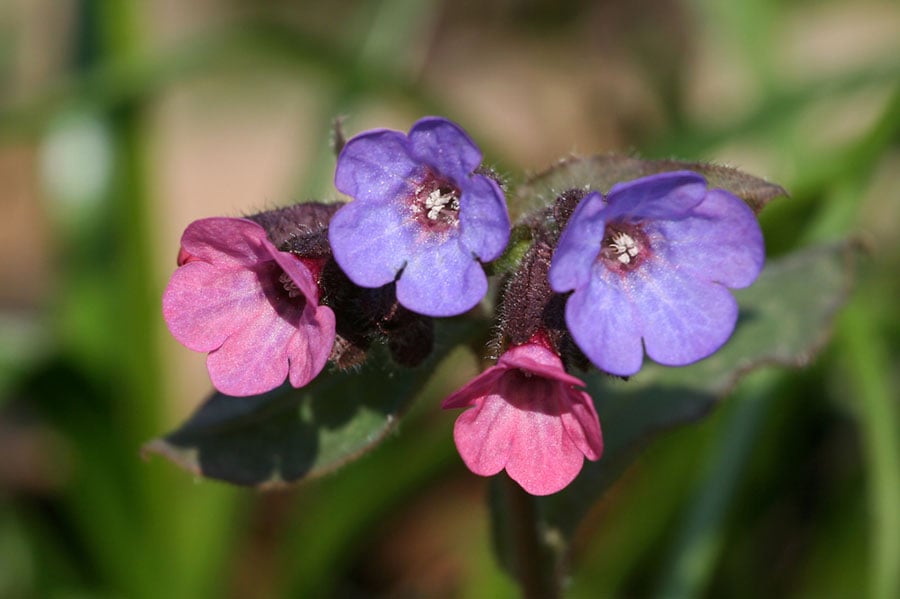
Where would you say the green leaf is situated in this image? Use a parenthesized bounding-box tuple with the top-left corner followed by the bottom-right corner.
(144, 320, 477, 488)
(512, 154, 788, 222)
(489, 240, 857, 572)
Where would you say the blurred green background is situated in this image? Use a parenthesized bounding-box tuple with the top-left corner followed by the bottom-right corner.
(0, 0, 898, 597)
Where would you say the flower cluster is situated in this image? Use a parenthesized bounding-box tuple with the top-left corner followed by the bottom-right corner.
(162, 116, 765, 495)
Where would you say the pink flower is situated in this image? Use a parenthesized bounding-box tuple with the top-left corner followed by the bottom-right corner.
(442, 341, 604, 495)
(163, 217, 336, 396)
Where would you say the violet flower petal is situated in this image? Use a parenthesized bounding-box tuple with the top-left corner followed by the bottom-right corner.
(566, 273, 645, 376)
(408, 116, 483, 179)
(548, 192, 607, 293)
(603, 171, 707, 222)
(334, 129, 419, 204)
(631, 261, 739, 367)
(459, 175, 511, 262)
(330, 117, 510, 317)
(397, 239, 488, 317)
(328, 198, 411, 288)
(551, 172, 764, 376)
(652, 188, 764, 288)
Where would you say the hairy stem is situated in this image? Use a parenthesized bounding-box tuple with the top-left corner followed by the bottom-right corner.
(503, 475, 559, 599)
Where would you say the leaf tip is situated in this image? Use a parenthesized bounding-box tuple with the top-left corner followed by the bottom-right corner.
(141, 438, 202, 478)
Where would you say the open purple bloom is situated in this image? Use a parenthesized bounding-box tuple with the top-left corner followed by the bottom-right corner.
(548, 171, 764, 376)
(442, 340, 604, 496)
(163, 217, 336, 396)
(328, 117, 510, 317)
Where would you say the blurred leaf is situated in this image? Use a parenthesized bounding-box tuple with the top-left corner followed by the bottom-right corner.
(144, 321, 476, 488)
(487, 240, 857, 574)
(512, 154, 787, 222)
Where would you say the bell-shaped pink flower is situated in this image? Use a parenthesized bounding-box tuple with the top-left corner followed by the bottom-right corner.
(442, 341, 603, 495)
(163, 217, 336, 396)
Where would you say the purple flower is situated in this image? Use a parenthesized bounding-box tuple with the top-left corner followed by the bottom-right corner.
(548, 171, 764, 376)
(442, 339, 604, 496)
(163, 217, 336, 396)
(328, 117, 510, 317)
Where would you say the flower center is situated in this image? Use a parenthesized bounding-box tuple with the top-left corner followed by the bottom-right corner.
(257, 262, 308, 322)
(279, 272, 305, 298)
(423, 187, 460, 221)
(598, 222, 649, 272)
(411, 170, 461, 232)
(608, 231, 640, 264)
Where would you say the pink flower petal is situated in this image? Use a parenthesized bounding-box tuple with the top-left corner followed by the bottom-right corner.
(287, 304, 336, 389)
(497, 343, 587, 388)
(559, 389, 604, 461)
(180, 218, 273, 267)
(205, 295, 303, 396)
(162, 261, 263, 352)
(499, 377, 587, 495)
(442, 367, 505, 409)
(452, 391, 517, 478)
(270, 248, 320, 305)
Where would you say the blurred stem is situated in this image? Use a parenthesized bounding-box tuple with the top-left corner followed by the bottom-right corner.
(93, 0, 161, 462)
(36, 4, 159, 598)
(839, 301, 900, 599)
(0, 18, 447, 140)
(808, 124, 900, 599)
(654, 370, 780, 599)
(89, 3, 244, 598)
(502, 476, 559, 599)
(699, 0, 778, 88)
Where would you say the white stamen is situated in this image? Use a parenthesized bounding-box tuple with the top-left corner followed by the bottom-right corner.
(609, 232, 639, 264)
(424, 188, 459, 220)
(279, 272, 303, 298)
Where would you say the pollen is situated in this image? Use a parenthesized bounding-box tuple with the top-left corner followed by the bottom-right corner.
(608, 232, 640, 264)
(424, 188, 460, 220)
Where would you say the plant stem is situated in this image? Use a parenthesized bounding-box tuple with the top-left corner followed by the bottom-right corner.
(503, 475, 558, 599)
